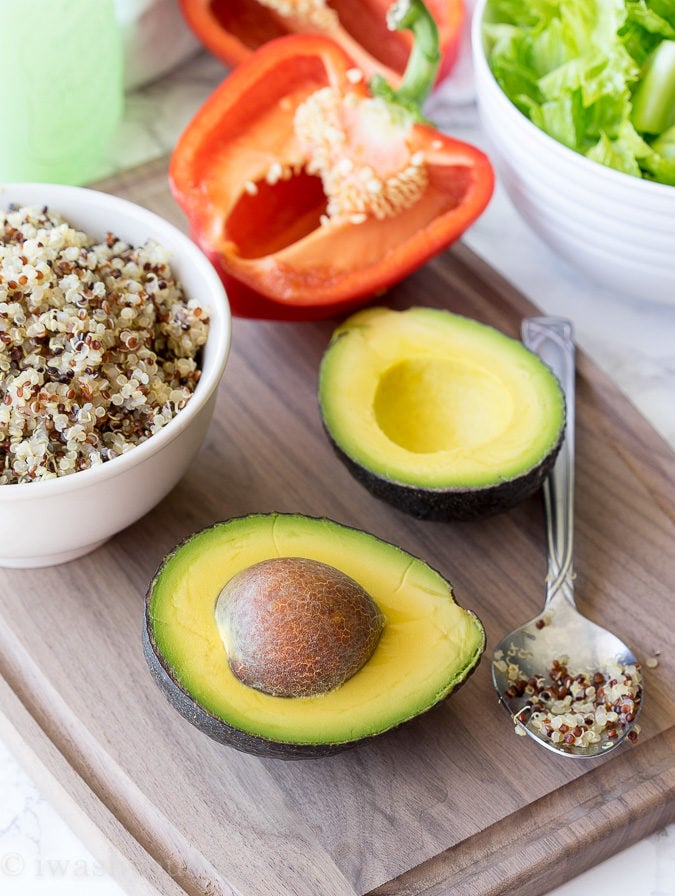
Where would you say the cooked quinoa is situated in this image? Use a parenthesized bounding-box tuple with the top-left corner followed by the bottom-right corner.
(0, 205, 209, 484)
(495, 652, 643, 749)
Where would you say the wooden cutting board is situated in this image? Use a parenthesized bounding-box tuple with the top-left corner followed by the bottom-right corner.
(0, 158, 673, 896)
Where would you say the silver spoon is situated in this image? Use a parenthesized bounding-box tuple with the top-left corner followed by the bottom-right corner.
(491, 317, 643, 758)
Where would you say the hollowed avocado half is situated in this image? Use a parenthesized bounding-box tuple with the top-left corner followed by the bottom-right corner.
(318, 307, 566, 520)
(143, 513, 486, 759)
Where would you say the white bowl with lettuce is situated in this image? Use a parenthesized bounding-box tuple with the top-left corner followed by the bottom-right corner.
(472, 0, 675, 305)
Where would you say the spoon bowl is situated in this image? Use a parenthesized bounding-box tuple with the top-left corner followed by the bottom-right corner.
(492, 318, 643, 758)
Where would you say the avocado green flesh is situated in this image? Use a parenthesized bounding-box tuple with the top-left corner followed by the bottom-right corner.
(147, 514, 485, 747)
(318, 307, 565, 491)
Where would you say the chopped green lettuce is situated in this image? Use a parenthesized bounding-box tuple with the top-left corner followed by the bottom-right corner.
(484, 0, 675, 185)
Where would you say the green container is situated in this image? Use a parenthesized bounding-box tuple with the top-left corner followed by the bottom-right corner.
(0, 0, 124, 185)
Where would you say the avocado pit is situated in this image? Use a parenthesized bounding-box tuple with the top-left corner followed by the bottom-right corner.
(215, 556, 385, 697)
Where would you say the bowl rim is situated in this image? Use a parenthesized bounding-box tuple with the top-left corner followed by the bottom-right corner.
(471, 0, 675, 202)
(0, 182, 232, 502)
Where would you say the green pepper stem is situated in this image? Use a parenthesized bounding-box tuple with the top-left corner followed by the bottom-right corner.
(389, 0, 441, 106)
(370, 0, 441, 116)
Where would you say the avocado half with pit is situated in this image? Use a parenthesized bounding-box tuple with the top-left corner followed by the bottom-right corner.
(143, 513, 486, 759)
(318, 307, 566, 520)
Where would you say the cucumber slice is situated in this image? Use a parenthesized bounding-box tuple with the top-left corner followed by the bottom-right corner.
(632, 40, 675, 135)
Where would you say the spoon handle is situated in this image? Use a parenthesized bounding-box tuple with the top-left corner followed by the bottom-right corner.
(521, 317, 576, 609)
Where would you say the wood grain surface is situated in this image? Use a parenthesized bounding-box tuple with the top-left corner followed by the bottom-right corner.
(0, 157, 673, 896)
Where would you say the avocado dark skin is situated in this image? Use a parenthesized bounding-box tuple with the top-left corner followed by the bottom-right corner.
(325, 425, 565, 521)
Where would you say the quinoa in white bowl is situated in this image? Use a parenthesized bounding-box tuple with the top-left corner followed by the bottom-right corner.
(0, 183, 231, 568)
(1, 205, 210, 484)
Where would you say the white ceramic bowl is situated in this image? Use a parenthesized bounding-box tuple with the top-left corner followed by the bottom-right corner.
(0, 183, 231, 567)
(116, 0, 201, 89)
(471, 0, 675, 305)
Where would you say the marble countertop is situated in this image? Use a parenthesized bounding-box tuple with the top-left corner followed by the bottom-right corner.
(1, 21, 673, 896)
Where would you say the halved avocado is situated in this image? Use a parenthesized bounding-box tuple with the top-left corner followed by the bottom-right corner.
(318, 307, 566, 520)
(143, 513, 486, 759)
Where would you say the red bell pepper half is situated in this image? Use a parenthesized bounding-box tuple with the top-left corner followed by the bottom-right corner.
(179, 0, 465, 85)
(170, 0, 494, 320)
